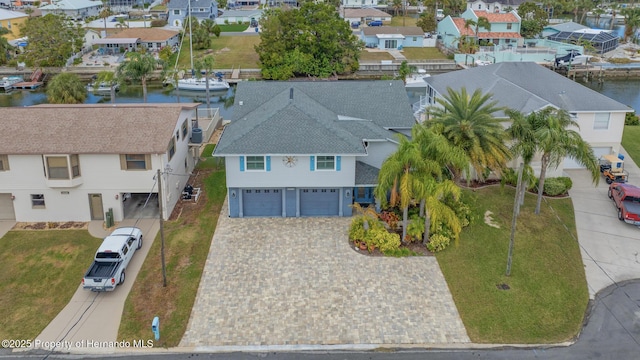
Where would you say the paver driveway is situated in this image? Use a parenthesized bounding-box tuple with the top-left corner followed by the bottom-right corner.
(181, 201, 469, 348)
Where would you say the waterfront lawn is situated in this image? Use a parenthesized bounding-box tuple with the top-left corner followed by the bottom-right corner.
(176, 36, 261, 69)
(118, 165, 227, 347)
(390, 16, 417, 27)
(218, 24, 250, 32)
(359, 50, 395, 61)
(436, 186, 588, 343)
(622, 125, 640, 167)
(402, 47, 449, 60)
(0, 230, 102, 341)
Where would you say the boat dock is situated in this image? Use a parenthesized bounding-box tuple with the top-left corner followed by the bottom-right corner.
(10, 69, 44, 90)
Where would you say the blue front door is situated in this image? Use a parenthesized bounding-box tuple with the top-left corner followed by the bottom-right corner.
(354, 187, 374, 204)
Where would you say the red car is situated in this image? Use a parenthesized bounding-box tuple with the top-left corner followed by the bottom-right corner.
(608, 183, 640, 225)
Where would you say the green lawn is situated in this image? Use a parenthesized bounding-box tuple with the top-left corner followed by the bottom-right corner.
(118, 163, 227, 347)
(436, 186, 588, 343)
(402, 47, 449, 60)
(622, 125, 640, 167)
(218, 24, 250, 32)
(176, 36, 261, 69)
(390, 16, 417, 27)
(0, 230, 102, 341)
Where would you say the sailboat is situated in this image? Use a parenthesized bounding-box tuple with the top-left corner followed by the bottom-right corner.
(175, 1, 230, 92)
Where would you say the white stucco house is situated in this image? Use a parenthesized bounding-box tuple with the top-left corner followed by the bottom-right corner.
(0, 103, 204, 222)
(213, 81, 416, 218)
(40, 0, 103, 21)
(361, 26, 430, 49)
(422, 62, 633, 175)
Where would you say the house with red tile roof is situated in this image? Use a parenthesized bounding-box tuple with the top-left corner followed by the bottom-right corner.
(437, 9, 522, 50)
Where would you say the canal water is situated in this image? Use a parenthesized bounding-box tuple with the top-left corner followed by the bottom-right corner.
(3, 79, 640, 117)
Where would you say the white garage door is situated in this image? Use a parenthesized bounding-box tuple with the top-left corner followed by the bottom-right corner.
(564, 147, 611, 169)
(0, 193, 16, 220)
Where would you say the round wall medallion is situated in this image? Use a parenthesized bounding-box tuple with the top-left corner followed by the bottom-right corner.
(283, 156, 298, 167)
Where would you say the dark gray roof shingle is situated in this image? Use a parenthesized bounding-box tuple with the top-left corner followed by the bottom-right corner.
(355, 161, 380, 186)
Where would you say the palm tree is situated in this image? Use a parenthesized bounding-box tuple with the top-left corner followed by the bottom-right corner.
(93, 70, 118, 104)
(375, 134, 442, 243)
(426, 87, 510, 181)
(117, 51, 158, 103)
(507, 107, 599, 215)
(622, 8, 640, 43)
(99, 0, 112, 35)
(465, 16, 491, 45)
(194, 55, 216, 108)
(46, 72, 87, 104)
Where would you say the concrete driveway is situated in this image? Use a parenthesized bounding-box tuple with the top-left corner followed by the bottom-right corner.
(180, 200, 469, 349)
(568, 147, 640, 298)
(34, 218, 159, 351)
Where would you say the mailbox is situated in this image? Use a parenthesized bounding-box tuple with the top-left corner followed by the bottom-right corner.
(152, 316, 160, 341)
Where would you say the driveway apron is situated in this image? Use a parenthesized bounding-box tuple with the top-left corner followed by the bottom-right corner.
(181, 199, 469, 347)
(567, 146, 640, 298)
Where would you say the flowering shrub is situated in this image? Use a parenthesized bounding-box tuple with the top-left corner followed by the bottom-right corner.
(427, 234, 450, 252)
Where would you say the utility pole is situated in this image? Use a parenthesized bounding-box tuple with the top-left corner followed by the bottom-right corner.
(157, 169, 167, 287)
(506, 162, 524, 276)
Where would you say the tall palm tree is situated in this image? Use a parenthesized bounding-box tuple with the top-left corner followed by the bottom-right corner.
(194, 55, 216, 108)
(93, 70, 118, 104)
(465, 16, 491, 45)
(426, 87, 510, 181)
(507, 107, 599, 214)
(99, 0, 112, 35)
(375, 134, 442, 243)
(622, 8, 640, 43)
(46, 72, 87, 104)
(117, 51, 158, 103)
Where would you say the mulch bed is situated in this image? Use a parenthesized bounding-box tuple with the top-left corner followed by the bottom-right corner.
(168, 168, 214, 222)
(14, 222, 87, 230)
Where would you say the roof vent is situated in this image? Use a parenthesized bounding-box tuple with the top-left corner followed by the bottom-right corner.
(290, 87, 294, 100)
(239, 101, 244, 106)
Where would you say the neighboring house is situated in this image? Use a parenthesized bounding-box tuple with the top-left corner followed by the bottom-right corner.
(213, 81, 416, 218)
(84, 28, 101, 48)
(167, 0, 218, 28)
(438, 9, 522, 49)
(107, 0, 145, 12)
(361, 26, 428, 49)
(342, 0, 381, 8)
(341, 7, 391, 24)
(0, 8, 27, 40)
(422, 62, 632, 174)
(541, 21, 589, 38)
(214, 9, 262, 25)
(0, 103, 203, 222)
(466, 0, 527, 13)
(40, 0, 103, 21)
(92, 28, 180, 53)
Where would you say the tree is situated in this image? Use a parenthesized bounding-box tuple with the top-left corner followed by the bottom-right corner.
(465, 16, 491, 45)
(194, 55, 216, 108)
(416, 11, 437, 32)
(93, 70, 119, 104)
(507, 107, 599, 215)
(46, 72, 87, 104)
(99, 0, 112, 35)
(392, 0, 402, 16)
(117, 51, 158, 103)
(622, 8, 640, 43)
(397, 61, 415, 84)
(426, 87, 510, 181)
(255, 3, 362, 80)
(184, 16, 211, 50)
(518, 2, 549, 39)
(0, 28, 13, 66)
(18, 14, 84, 67)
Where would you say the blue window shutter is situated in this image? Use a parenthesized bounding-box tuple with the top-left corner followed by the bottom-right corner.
(266, 156, 271, 171)
(336, 156, 341, 171)
(240, 156, 245, 172)
(310, 156, 315, 171)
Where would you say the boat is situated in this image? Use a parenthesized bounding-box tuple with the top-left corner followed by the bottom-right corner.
(0, 76, 23, 91)
(404, 69, 431, 88)
(176, 72, 230, 91)
(173, 2, 230, 92)
(86, 82, 120, 93)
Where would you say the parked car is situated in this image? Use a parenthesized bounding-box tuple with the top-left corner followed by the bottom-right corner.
(82, 227, 143, 292)
(351, 21, 360, 28)
(608, 183, 640, 225)
(367, 20, 383, 27)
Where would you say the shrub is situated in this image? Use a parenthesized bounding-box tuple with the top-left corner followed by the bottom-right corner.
(379, 210, 399, 230)
(365, 227, 401, 253)
(625, 112, 639, 126)
(543, 177, 568, 196)
(427, 233, 450, 252)
(349, 217, 366, 244)
(382, 248, 420, 257)
(406, 215, 425, 242)
(556, 176, 573, 191)
(151, 19, 167, 27)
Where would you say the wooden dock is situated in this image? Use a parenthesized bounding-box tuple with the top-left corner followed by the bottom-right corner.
(11, 81, 43, 90)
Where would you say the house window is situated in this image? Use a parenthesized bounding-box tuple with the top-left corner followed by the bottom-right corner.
(594, 113, 610, 130)
(384, 39, 397, 49)
(121, 154, 151, 170)
(181, 119, 188, 138)
(168, 138, 176, 160)
(507, 23, 512, 30)
(31, 194, 45, 208)
(45, 155, 80, 179)
(176, 130, 180, 141)
(246, 156, 265, 170)
(478, 4, 482, 9)
(173, 9, 180, 15)
(316, 156, 335, 170)
(413, 37, 417, 41)
(0, 155, 8, 171)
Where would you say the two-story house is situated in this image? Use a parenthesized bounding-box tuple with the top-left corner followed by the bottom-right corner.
(40, 0, 104, 21)
(466, 0, 528, 13)
(213, 81, 416, 218)
(0, 103, 203, 222)
(437, 9, 522, 49)
(168, 0, 218, 28)
(342, 0, 381, 8)
(422, 62, 632, 175)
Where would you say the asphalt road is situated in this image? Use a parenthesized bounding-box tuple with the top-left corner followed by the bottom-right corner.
(2, 279, 639, 360)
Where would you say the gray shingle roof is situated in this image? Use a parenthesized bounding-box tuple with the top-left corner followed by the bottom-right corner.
(168, 0, 214, 9)
(424, 62, 632, 116)
(215, 81, 416, 155)
(355, 161, 380, 186)
(0, 103, 199, 155)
